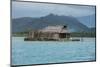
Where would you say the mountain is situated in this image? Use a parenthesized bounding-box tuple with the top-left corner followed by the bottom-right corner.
(12, 14, 92, 32)
(77, 14, 95, 28)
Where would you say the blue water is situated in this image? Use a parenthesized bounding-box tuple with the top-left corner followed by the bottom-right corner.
(12, 37, 96, 65)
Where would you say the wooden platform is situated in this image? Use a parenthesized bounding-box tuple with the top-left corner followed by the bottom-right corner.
(24, 38, 80, 41)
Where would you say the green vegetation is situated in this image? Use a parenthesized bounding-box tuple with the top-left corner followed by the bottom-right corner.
(70, 32, 96, 37)
(12, 31, 96, 37)
(12, 32, 28, 37)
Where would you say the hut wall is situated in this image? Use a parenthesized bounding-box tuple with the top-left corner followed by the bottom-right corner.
(66, 33, 70, 38)
(52, 33, 59, 40)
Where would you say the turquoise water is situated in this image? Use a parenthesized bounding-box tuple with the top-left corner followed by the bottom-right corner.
(12, 37, 96, 65)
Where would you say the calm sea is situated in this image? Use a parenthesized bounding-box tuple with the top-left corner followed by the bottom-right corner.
(12, 37, 96, 65)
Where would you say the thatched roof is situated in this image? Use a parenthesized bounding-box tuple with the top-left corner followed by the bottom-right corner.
(39, 25, 69, 33)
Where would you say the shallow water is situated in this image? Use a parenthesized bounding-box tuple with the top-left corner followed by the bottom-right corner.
(12, 37, 96, 65)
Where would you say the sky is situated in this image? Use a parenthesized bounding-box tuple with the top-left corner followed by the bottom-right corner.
(12, 1, 95, 18)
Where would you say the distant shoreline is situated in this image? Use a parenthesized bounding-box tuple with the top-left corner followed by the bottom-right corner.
(12, 31, 96, 37)
(12, 36, 95, 38)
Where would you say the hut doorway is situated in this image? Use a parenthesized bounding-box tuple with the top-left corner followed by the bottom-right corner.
(59, 33, 66, 38)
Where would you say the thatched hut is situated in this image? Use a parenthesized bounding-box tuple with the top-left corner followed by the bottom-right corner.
(25, 25, 70, 41)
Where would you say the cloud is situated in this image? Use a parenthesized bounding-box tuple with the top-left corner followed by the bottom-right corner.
(12, 1, 95, 18)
